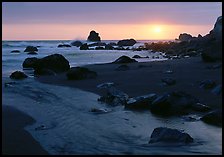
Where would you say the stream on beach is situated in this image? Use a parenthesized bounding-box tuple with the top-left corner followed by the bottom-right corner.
(2, 40, 222, 155)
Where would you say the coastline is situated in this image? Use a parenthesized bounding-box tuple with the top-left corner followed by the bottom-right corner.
(36, 56, 222, 110)
(2, 105, 49, 155)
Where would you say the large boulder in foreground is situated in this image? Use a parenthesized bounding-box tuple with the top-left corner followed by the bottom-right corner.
(112, 55, 138, 64)
(24, 46, 38, 52)
(117, 39, 136, 46)
(87, 30, 101, 42)
(34, 54, 70, 75)
(22, 57, 39, 68)
(10, 71, 28, 80)
(149, 127, 194, 144)
(66, 67, 97, 80)
(200, 110, 222, 127)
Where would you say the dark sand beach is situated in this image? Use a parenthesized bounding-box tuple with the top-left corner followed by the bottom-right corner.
(37, 56, 222, 110)
(2, 105, 49, 155)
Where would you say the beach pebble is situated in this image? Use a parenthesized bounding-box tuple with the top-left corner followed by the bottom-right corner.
(149, 127, 194, 144)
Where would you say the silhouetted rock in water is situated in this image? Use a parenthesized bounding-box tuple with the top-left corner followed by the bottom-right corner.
(149, 127, 194, 144)
(80, 43, 89, 50)
(150, 91, 201, 116)
(115, 64, 130, 71)
(87, 30, 101, 42)
(27, 51, 38, 55)
(178, 33, 193, 42)
(88, 42, 106, 47)
(11, 50, 20, 53)
(200, 110, 222, 127)
(132, 55, 149, 59)
(57, 44, 71, 48)
(66, 67, 97, 80)
(95, 46, 104, 50)
(70, 40, 83, 47)
(33, 54, 70, 75)
(22, 57, 39, 68)
(24, 46, 38, 52)
(161, 78, 176, 86)
(10, 71, 28, 80)
(114, 46, 125, 50)
(105, 44, 114, 50)
(112, 55, 138, 64)
(117, 39, 136, 46)
(211, 84, 222, 95)
(125, 93, 157, 110)
(97, 83, 129, 106)
(199, 79, 216, 89)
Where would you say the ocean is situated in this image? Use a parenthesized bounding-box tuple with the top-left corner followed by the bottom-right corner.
(2, 40, 222, 155)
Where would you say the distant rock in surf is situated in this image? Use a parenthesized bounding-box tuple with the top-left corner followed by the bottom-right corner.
(24, 46, 38, 52)
(11, 50, 20, 53)
(22, 57, 39, 68)
(87, 30, 101, 42)
(10, 71, 28, 80)
(112, 55, 138, 64)
(80, 43, 89, 50)
(70, 40, 83, 47)
(117, 39, 136, 46)
(57, 44, 71, 48)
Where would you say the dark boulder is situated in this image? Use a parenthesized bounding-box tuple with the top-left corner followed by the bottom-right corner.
(112, 55, 138, 64)
(57, 44, 71, 48)
(66, 67, 97, 80)
(117, 39, 136, 46)
(149, 127, 194, 144)
(70, 40, 83, 47)
(200, 110, 222, 127)
(10, 71, 28, 80)
(105, 44, 114, 50)
(22, 57, 39, 68)
(178, 33, 193, 42)
(87, 30, 101, 42)
(80, 43, 89, 50)
(24, 46, 38, 52)
(34, 54, 70, 75)
(125, 93, 157, 110)
(11, 50, 20, 53)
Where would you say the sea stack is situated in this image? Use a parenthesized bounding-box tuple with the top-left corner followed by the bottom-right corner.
(87, 30, 101, 42)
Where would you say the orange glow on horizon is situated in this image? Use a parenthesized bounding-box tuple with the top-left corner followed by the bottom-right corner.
(2, 23, 213, 41)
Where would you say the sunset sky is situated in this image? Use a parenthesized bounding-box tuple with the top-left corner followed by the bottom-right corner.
(2, 2, 222, 40)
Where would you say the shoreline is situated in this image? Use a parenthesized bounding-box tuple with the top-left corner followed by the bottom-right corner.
(2, 105, 49, 155)
(36, 56, 222, 110)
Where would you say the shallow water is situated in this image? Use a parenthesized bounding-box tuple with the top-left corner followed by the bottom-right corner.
(2, 40, 222, 155)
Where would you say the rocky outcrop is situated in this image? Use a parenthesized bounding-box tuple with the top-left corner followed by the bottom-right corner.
(10, 71, 28, 80)
(66, 67, 97, 80)
(88, 42, 106, 47)
(149, 127, 194, 144)
(57, 44, 71, 48)
(70, 40, 83, 47)
(178, 33, 193, 42)
(80, 43, 89, 50)
(200, 110, 222, 127)
(33, 54, 70, 75)
(24, 46, 38, 52)
(22, 57, 39, 68)
(112, 56, 138, 64)
(87, 30, 101, 42)
(117, 39, 136, 46)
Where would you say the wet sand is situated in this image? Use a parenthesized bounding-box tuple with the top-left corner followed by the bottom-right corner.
(37, 56, 222, 109)
(2, 105, 49, 155)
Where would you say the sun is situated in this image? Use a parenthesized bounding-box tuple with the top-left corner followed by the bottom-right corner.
(154, 27, 161, 33)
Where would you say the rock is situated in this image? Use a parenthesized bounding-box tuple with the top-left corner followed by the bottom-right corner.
(211, 84, 222, 95)
(22, 57, 39, 68)
(87, 30, 101, 42)
(211, 16, 222, 41)
(112, 55, 138, 64)
(115, 64, 130, 71)
(97, 86, 129, 106)
(200, 110, 222, 127)
(10, 71, 28, 80)
(150, 91, 199, 116)
(95, 46, 104, 50)
(199, 80, 216, 89)
(108, 42, 117, 46)
(149, 127, 194, 144)
(34, 54, 70, 75)
(80, 43, 89, 50)
(57, 44, 71, 48)
(88, 42, 106, 47)
(132, 55, 143, 58)
(66, 67, 97, 80)
(161, 78, 176, 86)
(27, 51, 38, 55)
(24, 46, 38, 52)
(117, 39, 136, 46)
(125, 93, 157, 110)
(11, 50, 20, 53)
(70, 40, 83, 47)
(201, 42, 222, 62)
(105, 44, 114, 50)
(178, 33, 193, 42)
